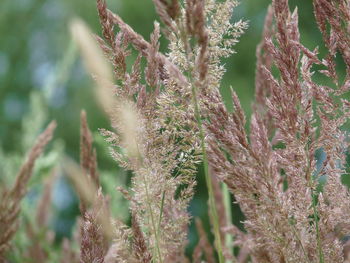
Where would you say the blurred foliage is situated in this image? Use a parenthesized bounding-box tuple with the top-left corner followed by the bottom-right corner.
(1, 0, 342, 259)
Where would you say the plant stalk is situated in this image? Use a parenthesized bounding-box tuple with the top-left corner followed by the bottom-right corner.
(191, 83, 225, 263)
(222, 183, 234, 263)
(141, 172, 163, 263)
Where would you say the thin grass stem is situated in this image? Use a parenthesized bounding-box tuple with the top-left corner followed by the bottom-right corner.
(290, 222, 312, 263)
(306, 142, 324, 263)
(191, 82, 224, 263)
(141, 172, 163, 263)
(311, 189, 324, 263)
(157, 190, 166, 234)
(222, 183, 234, 263)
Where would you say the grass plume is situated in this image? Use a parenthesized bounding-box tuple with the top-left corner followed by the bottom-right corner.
(3, 0, 350, 262)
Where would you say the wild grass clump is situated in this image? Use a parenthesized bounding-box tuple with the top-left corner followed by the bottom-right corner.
(1, 0, 350, 262)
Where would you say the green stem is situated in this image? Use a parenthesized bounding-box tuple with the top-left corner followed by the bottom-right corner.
(305, 142, 324, 263)
(191, 83, 224, 263)
(134, 142, 163, 263)
(157, 190, 166, 233)
(311, 189, 324, 263)
(141, 169, 163, 263)
(222, 183, 234, 263)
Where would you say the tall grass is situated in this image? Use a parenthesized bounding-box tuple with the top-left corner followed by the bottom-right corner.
(1, 0, 350, 262)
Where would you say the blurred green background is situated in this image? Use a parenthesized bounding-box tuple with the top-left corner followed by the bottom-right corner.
(0, 0, 327, 258)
